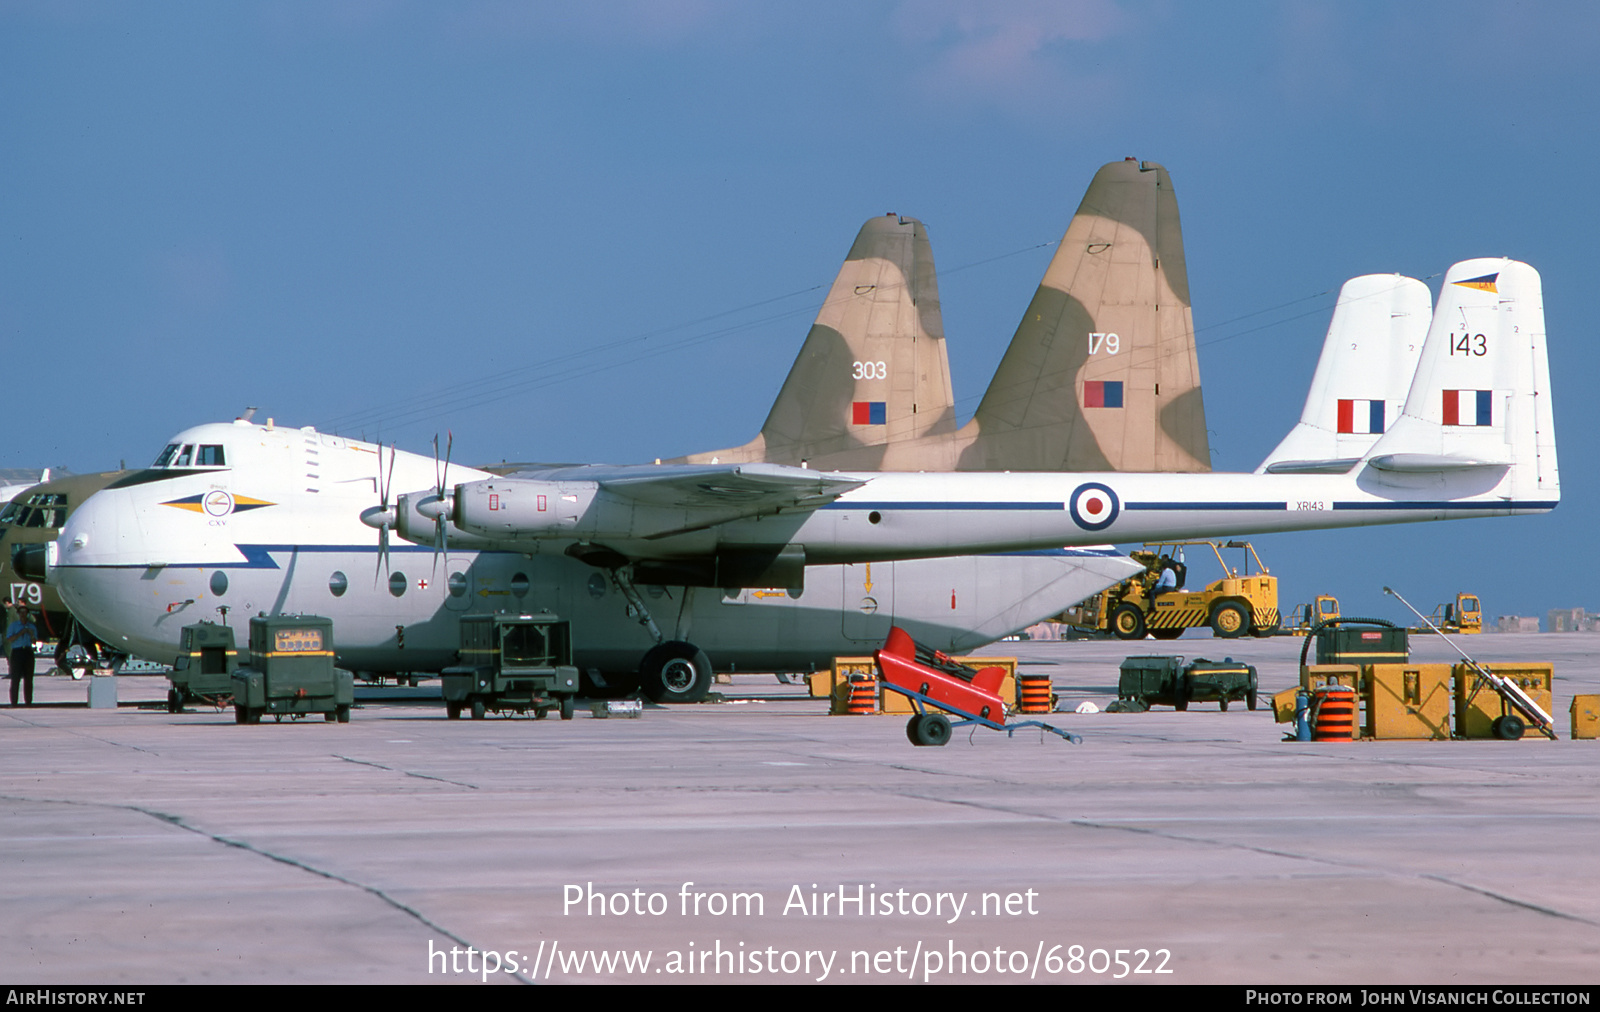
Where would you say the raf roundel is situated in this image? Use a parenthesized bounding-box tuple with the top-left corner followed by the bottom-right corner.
(1068, 482, 1120, 532)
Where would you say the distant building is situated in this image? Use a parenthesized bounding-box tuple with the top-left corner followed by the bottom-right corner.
(1488, 615, 1541, 633)
(1546, 608, 1598, 633)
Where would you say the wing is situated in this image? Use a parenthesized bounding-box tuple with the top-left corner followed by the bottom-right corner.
(451, 462, 865, 544)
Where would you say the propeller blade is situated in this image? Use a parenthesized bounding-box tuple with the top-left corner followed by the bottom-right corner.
(376, 526, 390, 586)
(372, 442, 398, 586)
(430, 431, 454, 578)
(383, 443, 396, 507)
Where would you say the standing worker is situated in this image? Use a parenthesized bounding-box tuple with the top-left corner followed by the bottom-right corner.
(7, 604, 38, 706)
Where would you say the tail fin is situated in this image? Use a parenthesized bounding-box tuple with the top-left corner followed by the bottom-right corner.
(676, 214, 953, 468)
(957, 159, 1209, 472)
(1257, 275, 1430, 474)
(1362, 259, 1558, 501)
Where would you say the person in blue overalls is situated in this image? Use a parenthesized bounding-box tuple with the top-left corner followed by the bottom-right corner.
(6, 605, 39, 706)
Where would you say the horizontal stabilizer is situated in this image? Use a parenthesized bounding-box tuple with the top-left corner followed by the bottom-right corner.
(1262, 458, 1361, 475)
(1365, 453, 1507, 474)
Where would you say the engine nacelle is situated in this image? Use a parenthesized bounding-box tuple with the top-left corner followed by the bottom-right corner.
(453, 479, 600, 539)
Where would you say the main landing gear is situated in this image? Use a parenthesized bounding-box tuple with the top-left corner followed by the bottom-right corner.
(607, 565, 714, 704)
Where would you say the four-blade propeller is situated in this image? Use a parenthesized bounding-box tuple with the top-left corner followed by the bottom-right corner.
(357, 442, 398, 585)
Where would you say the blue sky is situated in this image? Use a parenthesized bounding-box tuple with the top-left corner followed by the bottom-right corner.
(3, 1, 1596, 621)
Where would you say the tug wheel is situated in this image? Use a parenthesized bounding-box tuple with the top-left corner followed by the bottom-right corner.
(1111, 604, 1147, 640)
(1211, 602, 1249, 639)
(908, 713, 953, 747)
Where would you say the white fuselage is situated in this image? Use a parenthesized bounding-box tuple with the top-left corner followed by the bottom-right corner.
(49, 421, 1143, 673)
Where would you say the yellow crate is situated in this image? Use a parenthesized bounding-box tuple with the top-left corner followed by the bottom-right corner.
(1570, 695, 1600, 740)
(1453, 662, 1553, 739)
(1272, 687, 1302, 723)
(1364, 663, 1452, 740)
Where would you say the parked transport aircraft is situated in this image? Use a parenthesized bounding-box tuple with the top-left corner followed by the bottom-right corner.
(34, 159, 1223, 699)
(45, 259, 1556, 702)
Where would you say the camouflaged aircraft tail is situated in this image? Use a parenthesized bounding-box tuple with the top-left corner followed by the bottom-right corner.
(674, 214, 954, 469)
(957, 159, 1211, 473)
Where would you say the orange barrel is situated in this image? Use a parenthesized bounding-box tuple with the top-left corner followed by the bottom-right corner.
(1311, 685, 1357, 741)
(847, 674, 877, 715)
(1018, 674, 1053, 714)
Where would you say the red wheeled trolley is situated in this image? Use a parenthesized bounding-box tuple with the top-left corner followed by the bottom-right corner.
(873, 627, 1081, 747)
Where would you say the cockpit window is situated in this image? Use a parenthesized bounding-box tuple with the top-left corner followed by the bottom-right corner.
(175, 445, 194, 467)
(17, 492, 66, 529)
(195, 445, 226, 466)
(0, 501, 17, 524)
(152, 444, 180, 467)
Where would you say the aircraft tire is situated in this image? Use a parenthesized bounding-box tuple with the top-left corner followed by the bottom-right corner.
(1492, 714, 1526, 740)
(1210, 602, 1249, 639)
(1111, 604, 1147, 640)
(640, 641, 713, 704)
(909, 713, 952, 747)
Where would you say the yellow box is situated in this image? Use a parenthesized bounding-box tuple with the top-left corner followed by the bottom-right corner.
(1571, 695, 1600, 740)
(1272, 687, 1302, 723)
(1453, 662, 1553, 739)
(1364, 663, 1452, 740)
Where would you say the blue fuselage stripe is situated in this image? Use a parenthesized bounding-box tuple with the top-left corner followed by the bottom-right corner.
(1125, 502, 1287, 511)
(823, 502, 1064, 511)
